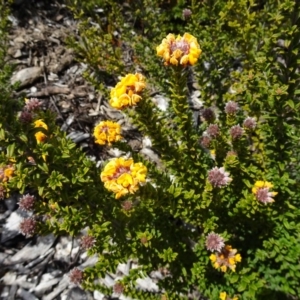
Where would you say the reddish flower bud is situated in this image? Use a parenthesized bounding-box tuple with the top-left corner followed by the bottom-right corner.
(19, 111, 33, 123)
(122, 200, 133, 211)
(208, 167, 232, 188)
(206, 232, 225, 252)
(69, 268, 83, 285)
(19, 218, 37, 237)
(225, 101, 239, 114)
(200, 135, 211, 148)
(243, 117, 256, 130)
(182, 8, 192, 20)
(207, 124, 220, 138)
(230, 125, 244, 140)
(113, 282, 124, 294)
(81, 235, 95, 250)
(18, 194, 35, 211)
(24, 98, 42, 112)
(202, 108, 216, 123)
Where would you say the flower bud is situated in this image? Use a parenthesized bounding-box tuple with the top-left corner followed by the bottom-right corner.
(19, 218, 37, 237)
(69, 268, 83, 285)
(81, 235, 95, 250)
(182, 8, 192, 20)
(243, 117, 256, 130)
(200, 135, 211, 148)
(18, 194, 35, 211)
(206, 232, 225, 252)
(230, 125, 243, 140)
(113, 282, 124, 294)
(208, 167, 232, 188)
(207, 124, 220, 138)
(201, 107, 216, 123)
(225, 101, 239, 114)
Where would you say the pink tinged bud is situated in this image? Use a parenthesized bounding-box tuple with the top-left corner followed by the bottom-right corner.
(19, 218, 37, 237)
(18, 194, 35, 211)
(122, 200, 133, 211)
(226, 151, 237, 158)
(69, 268, 83, 285)
(19, 111, 33, 123)
(182, 8, 192, 20)
(80, 235, 95, 250)
(208, 167, 232, 188)
(255, 188, 275, 204)
(206, 232, 225, 252)
(207, 124, 220, 138)
(140, 236, 148, 244)
(200, 135, 211, 148)
(230, 125, 244, 140)
(225, 101, 239, 114)
(24, 98, 42, 112)
(243, 117, 256, 130)
(113, 282, 124, 294)
(202, 108, 216, 123)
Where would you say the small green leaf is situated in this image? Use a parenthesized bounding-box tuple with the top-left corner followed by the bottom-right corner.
(6, 143, 15, 158)
(38, 163, 49, 173)
(285, 100, 294, 109)
(19, 134, 28, 143)
(229, 273, 239, 284)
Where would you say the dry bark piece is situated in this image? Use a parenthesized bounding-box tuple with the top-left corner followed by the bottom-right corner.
(48, 50, 74, 73)
(28, 86, 71, 97)
(11, 67, 43, 87)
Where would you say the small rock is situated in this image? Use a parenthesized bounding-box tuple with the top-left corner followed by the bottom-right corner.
(48, 72, 59, 81)
(14, 36, 25, 43)
(17, 288, 39, 300)
(80, 254, 98, 268)
(32, 274, 61, 297)
(54, 236, 79, 263)
(1, 210, 30, 244)
(119, 295, 135, 300)
(93, 290, 105, 300)
(42, 275, 69, 300)
(64, 287, 92, 300)
(67, 132, 90, 143)
(2, 272, 17, 285)
(142, 136, 152, 148)
(15, 275, 35, 290)
(107, 148, 125, 158)
(152, 95, 169, 111)
(8, 15, 19, 26)
(8, 285, 17, 300)
(61, 115, 75, 131)
(5, 194, 18, 211)
(0, 286, 9, 299)
(6, 234, 55, 264)
(116, 262, 130, 276)
(101, 273, 115, 287)
(30, 86, 38, 93)
(13, 49, 22, 58)
(136, 277, 159, 292)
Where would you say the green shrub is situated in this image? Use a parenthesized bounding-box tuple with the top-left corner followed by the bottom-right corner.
(2, 0, 300, 299)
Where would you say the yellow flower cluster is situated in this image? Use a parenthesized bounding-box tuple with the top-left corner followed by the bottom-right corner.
(109, 73, 146, 110)
(210, 245, 241, 272)
(156, 33, 202, 66)
(100, 157, 147, 199)
(220, 292, 238, 300)
(94, 121, 122, 145)
(0, 164, 15, 183)
(252, 181, 277, 204)
(34, 119, 48, 143)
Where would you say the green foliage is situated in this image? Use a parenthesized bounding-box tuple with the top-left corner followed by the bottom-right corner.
(2, 0, 300, 299)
